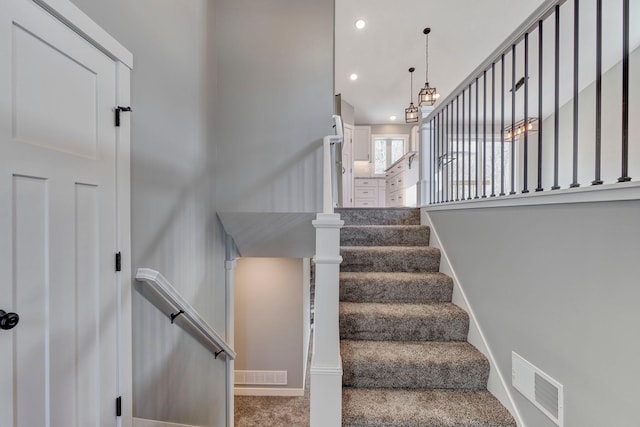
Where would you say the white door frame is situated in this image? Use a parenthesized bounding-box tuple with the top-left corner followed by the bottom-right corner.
(27, 0, 133, 425)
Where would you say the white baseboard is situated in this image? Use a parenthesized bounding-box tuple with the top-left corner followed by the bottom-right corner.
(234, 387, 305, 397)
(133, 418, 201, 427)
(421, 209, 525, 427)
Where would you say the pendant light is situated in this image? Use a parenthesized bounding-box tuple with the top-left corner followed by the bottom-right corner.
(405, 67, 419, 123)
(418, 27, 440, 107)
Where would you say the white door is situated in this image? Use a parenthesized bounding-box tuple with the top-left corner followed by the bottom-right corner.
(342, 125, 354, 207)
(0, 0, 121, 426)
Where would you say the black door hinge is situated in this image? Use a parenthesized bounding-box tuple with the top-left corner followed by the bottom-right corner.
(115, 106, 132, 127)
(115, 252, 121, 272)
(116, 396, 122, 417)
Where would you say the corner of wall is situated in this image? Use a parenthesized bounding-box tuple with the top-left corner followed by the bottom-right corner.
(421, 209, 526, 427)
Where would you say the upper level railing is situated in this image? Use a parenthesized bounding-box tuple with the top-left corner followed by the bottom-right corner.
(423, 0, 638, 204)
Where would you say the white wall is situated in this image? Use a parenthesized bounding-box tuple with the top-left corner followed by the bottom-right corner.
(214, 0, 334, 213)
(234, 258, 308, 391)
(369, 124, 415, 135)
(428, 200, 640, 427)
(69, 1, 226, 426)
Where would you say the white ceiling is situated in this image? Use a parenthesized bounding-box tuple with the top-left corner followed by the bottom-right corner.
(335, 0, 547, 125)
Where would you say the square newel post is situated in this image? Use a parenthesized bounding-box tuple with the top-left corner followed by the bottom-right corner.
(417, 106, 434, 205)
(310, 212, 344, 427)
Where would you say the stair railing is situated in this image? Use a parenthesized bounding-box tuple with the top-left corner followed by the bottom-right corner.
(135, 268, 236, 359)
(419, 0, 638, 206)
(310, 115, 344, 426)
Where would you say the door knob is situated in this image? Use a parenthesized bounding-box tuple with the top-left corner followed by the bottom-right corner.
(0, 310, 19, 330)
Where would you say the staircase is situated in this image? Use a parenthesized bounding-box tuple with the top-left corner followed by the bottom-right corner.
(336, 208, 515, 427)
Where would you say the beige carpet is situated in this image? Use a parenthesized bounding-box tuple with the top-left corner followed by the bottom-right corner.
(234, 339, 312, 426)
(234, 392, 309, 427)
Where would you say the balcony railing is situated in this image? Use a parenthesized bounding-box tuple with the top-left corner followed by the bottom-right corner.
(423, 0, 638, 204)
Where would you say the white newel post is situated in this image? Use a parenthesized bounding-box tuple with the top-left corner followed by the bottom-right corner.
(310, 213, 344, 427)
(417, 106, 434, 205)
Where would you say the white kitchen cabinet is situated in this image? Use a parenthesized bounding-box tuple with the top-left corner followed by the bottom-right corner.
(354, 177, 385, 207)
(385, 152, 419, 207)
(353, 126, 371, 161)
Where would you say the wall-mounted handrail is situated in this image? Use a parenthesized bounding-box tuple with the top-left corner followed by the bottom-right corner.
(135, 268, 236, 360)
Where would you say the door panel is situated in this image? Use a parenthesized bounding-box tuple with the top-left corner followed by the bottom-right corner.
(13, 175, 49, 427)
(0, 0, 119, 426)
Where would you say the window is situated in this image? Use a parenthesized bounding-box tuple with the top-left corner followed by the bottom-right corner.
(373, 135, 408, 175)
(435, 137, 513, 200)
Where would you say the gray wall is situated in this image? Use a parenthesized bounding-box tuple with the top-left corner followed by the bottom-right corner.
(428, 201, 640, 427)
(214, 0, 334, 213)
(534, 44, 640, 189)
(70, 1, 226, 426)
(234, 258, 307, 390)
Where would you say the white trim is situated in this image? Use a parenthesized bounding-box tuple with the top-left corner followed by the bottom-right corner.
(422, 210, 525, 427)
(115, 62, 133, 427)
(312, 256, 343, 265)
(234, 387, 305, 397)
(424, 181, 640, 211)
(312, 216, 345, 228)
(310, 365, 343, 376)
(133, 418, 201, 427)
(32, 0, 133, 68)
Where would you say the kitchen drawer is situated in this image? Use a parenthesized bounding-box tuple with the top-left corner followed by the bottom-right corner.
(354, 178, 378, 188)
(354, 198, 377, 207)
(355, 187, 378, 199)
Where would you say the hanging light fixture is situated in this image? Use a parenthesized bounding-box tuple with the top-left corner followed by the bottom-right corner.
(405, 67, 419, 123)
(418, 27, 440, 107)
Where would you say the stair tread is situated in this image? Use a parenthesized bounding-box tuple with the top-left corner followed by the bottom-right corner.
(342, 225, 429, 229)
(336, 208, 421, 226)
(340, 302, 469, 341)
(340, 272, 453, 303)
(343, 388, 516, 427)
(341, 245, 438, 251)
(340, 301, 466, 320)
(341, 246, 441, 273)
(341, 340, 489, 390)
(340, 271, 450, 281)
(341, 340, 487, 365)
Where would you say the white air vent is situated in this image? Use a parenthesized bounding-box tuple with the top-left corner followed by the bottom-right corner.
(512, 352, 564, 426)
(235, 370, 287, 386)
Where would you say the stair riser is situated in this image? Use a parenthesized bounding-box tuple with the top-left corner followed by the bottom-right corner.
(340, 313, 469, 342)
(341, 248, 441, 273)
(336, 208, 420, 226)
(339, 273, 454, 303)
(341, 227, 430, 247)
(342, 360, 489, 390)
(340, 282, 452, 303)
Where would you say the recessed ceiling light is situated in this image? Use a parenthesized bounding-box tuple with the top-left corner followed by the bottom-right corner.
(355, 19, 366, 29)
(390, 115, 397, 121)
(349, 73, 358, 81)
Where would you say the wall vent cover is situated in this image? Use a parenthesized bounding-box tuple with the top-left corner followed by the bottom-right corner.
(235, 370, 287, 386)
(512, 352, 564, 426)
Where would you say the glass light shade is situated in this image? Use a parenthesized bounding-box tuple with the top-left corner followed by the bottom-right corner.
(418, 83, 440, 107)
(405, 102, 419, 123)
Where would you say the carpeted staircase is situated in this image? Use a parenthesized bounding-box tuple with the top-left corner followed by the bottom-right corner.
(336, 207, 516, 427)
